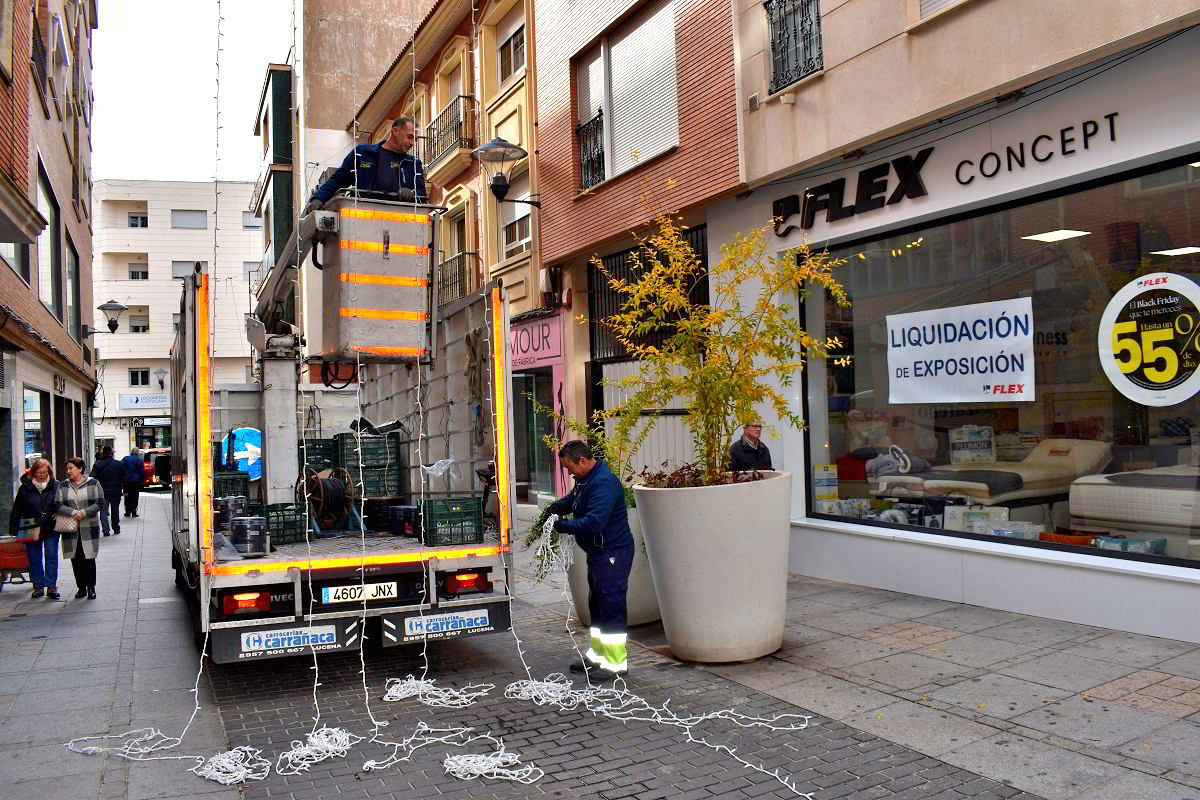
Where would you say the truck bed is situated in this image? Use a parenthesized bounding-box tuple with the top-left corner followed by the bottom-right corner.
(214, 531, 505, 566)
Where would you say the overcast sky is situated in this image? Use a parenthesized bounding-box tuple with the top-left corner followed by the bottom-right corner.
(92, 0, 293, 183)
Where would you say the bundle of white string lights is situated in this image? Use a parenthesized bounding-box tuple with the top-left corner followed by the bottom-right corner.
(363, 722, 543, 783)
(381, 675, 496, 708)
(510, 513, 816, 799)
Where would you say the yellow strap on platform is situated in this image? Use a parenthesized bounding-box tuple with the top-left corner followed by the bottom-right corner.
(339, 307, 428, 321)
(340, 273, 429, 287)
(340, 239, 429, 256)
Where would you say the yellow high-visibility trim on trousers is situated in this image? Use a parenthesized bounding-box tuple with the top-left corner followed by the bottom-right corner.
(587, 628, 629, 673)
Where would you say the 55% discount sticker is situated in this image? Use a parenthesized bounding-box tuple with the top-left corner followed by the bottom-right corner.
(1099, 272, 1200, 406)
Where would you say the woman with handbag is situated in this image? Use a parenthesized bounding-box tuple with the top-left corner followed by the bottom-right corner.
(55, 457, 103, 600)
(9, 458, 59, 599)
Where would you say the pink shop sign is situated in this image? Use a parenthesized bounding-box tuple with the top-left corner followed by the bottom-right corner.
(510, 315, 563, 369)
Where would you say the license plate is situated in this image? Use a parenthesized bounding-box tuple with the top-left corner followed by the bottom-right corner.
(321, 582, 398, 604)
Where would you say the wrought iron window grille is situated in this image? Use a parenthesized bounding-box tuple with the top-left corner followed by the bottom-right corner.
(764, 0, 823, 95)
(576, 110, 605, 191)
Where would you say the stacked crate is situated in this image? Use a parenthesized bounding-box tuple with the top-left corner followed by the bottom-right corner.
(334, 433, 406, 499)
(298, 438, 337, 471)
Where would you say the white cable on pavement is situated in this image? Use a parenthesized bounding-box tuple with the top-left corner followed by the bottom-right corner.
(192, 746, 272, 784)
(381, 675, 495, 708)
(275, 726, 364, 776)
(363, 722, 543, 784)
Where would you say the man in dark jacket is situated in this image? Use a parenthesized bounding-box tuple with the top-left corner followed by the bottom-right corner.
(548, 440, 634, 680)
(304, 117, 427, 214)
(729, 422, 773, 472)
(121, 448, 143, 518)
(90, 445, 124, 535)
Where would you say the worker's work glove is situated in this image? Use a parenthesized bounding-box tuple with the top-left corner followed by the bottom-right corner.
(302, 198, 323, 216)
(552, 516, 568, 533)
(394, 188, 416, 202)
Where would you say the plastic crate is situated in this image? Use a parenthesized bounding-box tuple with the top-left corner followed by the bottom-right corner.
(265, 503, 306, 545)
(355, 466, 403, 499)
(335, 432, 403, 468)
(420, 496, 484, 547)
(214, 471, 250, 499)
(299, 439, 338, 471)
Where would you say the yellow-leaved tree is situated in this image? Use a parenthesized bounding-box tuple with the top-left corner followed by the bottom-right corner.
(596, 213, 851, 487)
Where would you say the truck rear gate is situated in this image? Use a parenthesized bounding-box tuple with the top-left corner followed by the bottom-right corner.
(170, 197, 517, 664)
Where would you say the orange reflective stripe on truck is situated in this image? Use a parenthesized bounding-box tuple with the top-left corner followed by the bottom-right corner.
(350, 345, 428, 357)
(340, 239, 429, 256)
(339, 307, 428, 321)
(339, 273, 429, 287)
(491, 287, 512, 548)
(208, 545, 509, 577)
(196, 273, 214, 573)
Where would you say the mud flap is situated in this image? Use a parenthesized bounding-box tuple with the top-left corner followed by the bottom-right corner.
(211, 617, 365, 663)
(381, 602, 512, 646)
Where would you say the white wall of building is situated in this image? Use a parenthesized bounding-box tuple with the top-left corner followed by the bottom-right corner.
(92, 180, 260, 455)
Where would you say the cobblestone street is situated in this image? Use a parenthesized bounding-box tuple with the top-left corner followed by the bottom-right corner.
(1, 496, 1198, 799)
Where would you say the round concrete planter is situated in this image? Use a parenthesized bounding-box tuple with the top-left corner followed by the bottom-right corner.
(634, 471, 792, 663)
(567, 508, 661, 627)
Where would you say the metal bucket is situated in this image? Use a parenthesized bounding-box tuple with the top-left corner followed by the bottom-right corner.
(230, 516, 269, 557)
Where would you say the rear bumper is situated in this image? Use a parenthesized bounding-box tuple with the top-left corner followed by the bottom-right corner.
(211, 616, 365, 663)
(381, 599, 511, 646)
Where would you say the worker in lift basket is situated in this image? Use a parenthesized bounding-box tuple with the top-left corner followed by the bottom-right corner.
(548, 440, 634, 681)
(303, 116, 428, 215)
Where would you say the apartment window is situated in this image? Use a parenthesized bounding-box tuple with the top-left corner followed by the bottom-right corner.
(171, 209, 208, 229)
(66, 236, 80, 340)
(501, 170, 532, 259)
(574, 0, 678, 183)
(243, 261, 259, 283)
(919, 0, 965, 18)
(765, 0, 823, 94)
(36, 168, 62, 319)
(242, 211, 263, 230)
(127, 212, 148, 228)
(171, 260, 197, 278)
(129, 369, 150, 387)
(497, 4, 525, 83)
(0, 243, 30, 281)
(129, 314, 150, 333)
(129, 263, 149, 280)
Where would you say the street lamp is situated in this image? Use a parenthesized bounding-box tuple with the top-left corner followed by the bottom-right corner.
(471, 138, 540, 207)
(83, 300, 129, 337)
(153, 368, 168, 390)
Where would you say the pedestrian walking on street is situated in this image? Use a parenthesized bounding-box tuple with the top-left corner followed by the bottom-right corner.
(89, 445, 123, 535)
(9, 458, 60, 600)
(121, 447, 143, 518)
(548, 440, 634, 680)
(56, 457, 103, 600)
(729, 421, 773, 472)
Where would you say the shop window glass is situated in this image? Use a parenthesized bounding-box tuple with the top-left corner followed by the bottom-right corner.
(805, 158, 1200, 566)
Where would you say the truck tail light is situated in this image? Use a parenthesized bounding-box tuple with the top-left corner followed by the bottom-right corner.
(222, 591, 270, 615)
(444, 570, 489, 597)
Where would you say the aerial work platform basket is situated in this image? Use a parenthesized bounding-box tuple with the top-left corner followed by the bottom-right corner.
(316, 195, 439, 364)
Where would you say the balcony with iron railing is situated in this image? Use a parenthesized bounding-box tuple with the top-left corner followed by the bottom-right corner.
(437, 252, 474, 307)
(422, 96, 475, 185)
(576, 111, 605, 191)
(31, 16, 48, 102)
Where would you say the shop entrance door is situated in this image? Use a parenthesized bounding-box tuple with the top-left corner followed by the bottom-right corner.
(512, 369, 555, 502)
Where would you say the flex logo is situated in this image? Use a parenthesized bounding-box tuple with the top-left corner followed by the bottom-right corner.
(774, 147, 934, 236)
(985, 384, 1026, 394)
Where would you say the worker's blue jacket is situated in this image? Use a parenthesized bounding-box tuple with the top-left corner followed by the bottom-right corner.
(549, 460, 634, 554)
(311, 143, 427, 204)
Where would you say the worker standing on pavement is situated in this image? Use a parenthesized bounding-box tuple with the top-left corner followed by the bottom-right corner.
(548, 440, 633, 680)
(304, 116, 427, 215)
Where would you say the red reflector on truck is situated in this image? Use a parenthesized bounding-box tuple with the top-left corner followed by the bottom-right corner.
(222, 591, 270, 615)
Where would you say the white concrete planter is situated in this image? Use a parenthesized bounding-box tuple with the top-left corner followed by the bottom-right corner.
(634, 471, 792, 662)
(567, 508, 661, 627)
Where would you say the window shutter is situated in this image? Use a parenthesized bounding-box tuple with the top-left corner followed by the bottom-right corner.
(447, 64, 462, 101)
(575, 46, 604, 122)
(171, 209, 208, 229)
(608, 0, 678, 175)
(500, 170, 531, 230)
(497, 3, 524, 45)
(919, 0, 960, 17)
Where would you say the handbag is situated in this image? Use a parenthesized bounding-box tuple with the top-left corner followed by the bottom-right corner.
(54, 513, 79, 534)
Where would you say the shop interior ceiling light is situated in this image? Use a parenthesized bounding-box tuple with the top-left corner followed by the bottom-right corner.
(1150, 246, 1200, 256)
(1020, 229, 1091, 242)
